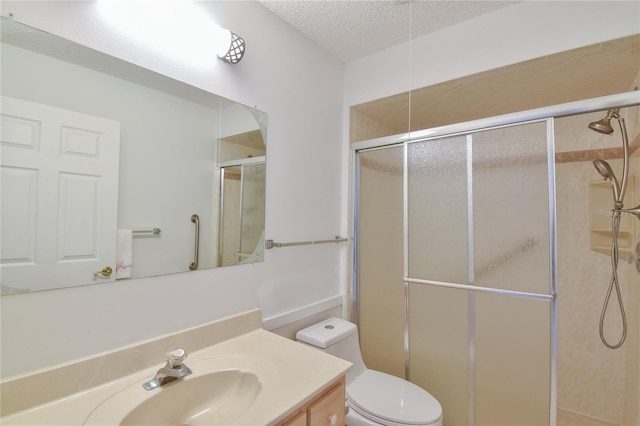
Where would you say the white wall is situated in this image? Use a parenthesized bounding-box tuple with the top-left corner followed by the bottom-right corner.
(0, 0, 345, 378)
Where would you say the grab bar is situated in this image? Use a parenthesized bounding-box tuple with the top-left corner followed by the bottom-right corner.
(265, 236, 347, 249)
(189, 214, 199, 271)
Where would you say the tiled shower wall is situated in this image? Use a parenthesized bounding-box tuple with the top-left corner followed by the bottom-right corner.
(555, 100, 639, 424)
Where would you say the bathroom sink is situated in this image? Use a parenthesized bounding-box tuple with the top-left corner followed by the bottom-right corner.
(84, 355, 276, 425)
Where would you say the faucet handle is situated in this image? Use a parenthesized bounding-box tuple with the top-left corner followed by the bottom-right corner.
(166, 347, 188, 368)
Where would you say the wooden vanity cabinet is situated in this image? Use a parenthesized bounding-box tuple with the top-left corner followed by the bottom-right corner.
(278, 376, 346, 426)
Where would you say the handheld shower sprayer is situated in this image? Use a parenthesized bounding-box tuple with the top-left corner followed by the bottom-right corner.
(592, 159, 622, 207)
(587, 107, 632, 350)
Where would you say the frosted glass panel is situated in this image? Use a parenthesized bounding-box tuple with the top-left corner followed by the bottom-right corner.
(239, 163, 265, 258)
(472, 122, 550, 294)
(409, 284, 469, 426)
(219, 162, 265, 267)
(475, 292, 551, 425)
(408, 137, 469, 283)
(357, 147, 405, 377)
(357, 119, 553, 426)
(220, 166, 241, 266)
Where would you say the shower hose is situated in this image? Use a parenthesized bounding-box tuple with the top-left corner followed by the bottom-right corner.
(600, 210, 627, 349)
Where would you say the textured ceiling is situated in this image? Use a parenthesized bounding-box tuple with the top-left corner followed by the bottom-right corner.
(258, 0, 519, 62)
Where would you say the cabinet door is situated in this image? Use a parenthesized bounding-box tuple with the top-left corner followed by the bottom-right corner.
(307, 381, 345, 426)
(281, 410, 306, 426)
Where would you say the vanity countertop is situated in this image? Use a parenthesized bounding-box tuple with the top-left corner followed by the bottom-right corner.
(1, 310, 351, 425)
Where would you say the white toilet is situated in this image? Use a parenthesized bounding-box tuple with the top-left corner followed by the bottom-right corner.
(296, 317, 443, 426)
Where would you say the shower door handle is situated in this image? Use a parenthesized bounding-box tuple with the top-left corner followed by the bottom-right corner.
(189, 214, 199, 271)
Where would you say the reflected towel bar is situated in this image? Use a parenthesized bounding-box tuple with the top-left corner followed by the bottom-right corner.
(265, 236, 347, 249)
(132, 228, 161, 236)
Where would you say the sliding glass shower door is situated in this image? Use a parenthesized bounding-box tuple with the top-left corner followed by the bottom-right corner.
(356, 120, 556, 425)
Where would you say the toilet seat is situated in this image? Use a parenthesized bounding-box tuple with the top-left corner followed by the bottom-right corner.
(347, 370, 442, 426)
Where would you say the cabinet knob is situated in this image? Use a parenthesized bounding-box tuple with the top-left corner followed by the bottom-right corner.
(328, 414, 338, 425)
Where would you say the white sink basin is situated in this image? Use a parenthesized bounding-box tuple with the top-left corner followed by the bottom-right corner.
(84, 355, 277, 425)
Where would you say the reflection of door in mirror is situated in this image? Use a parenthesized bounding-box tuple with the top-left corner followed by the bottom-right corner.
(1, 96, 120, 294)
(218, 160, 266, 267)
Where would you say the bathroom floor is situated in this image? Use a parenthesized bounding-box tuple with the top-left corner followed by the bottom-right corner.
(556, 409, 620, 426)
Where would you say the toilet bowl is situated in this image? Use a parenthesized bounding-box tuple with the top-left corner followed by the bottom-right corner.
(296, 318, 442, 426)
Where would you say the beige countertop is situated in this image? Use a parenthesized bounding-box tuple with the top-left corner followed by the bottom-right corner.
(1, 310, 351, 425)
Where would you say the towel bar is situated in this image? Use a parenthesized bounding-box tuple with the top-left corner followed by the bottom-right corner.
(132, 228, 161, 236)
(265, 236, 347, 249)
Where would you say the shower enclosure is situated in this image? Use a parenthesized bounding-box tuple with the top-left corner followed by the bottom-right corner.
(351, 93, 639, 425)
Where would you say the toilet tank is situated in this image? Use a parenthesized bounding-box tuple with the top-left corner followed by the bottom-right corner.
(296, 317, 357, 348)
(296, 317, 366, 383)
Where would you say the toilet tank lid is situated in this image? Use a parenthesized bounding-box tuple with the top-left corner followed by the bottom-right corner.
(296, 317, 357, 348)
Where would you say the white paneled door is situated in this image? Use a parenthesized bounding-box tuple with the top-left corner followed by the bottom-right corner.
(1, 96, 120, 293)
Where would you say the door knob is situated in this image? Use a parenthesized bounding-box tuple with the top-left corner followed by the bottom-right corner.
(94, 266, 113, 278)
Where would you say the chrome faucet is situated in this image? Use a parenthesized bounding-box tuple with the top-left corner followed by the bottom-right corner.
(142, 347, 193, 391)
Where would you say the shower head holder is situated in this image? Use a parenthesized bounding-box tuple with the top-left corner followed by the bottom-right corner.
(616, 204, 640, 219)
(592, 159, 622, 205)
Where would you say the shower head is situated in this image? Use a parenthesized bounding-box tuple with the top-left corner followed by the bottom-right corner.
(593, 159, 621, 203)
(588, 109, 619, 135)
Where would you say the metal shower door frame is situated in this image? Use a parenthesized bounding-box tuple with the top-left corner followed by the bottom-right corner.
(404, 118, 554, 426)
(349, 91, 640, 426)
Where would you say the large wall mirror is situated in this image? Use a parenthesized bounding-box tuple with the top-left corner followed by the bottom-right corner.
(0, 18, 267, 295)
